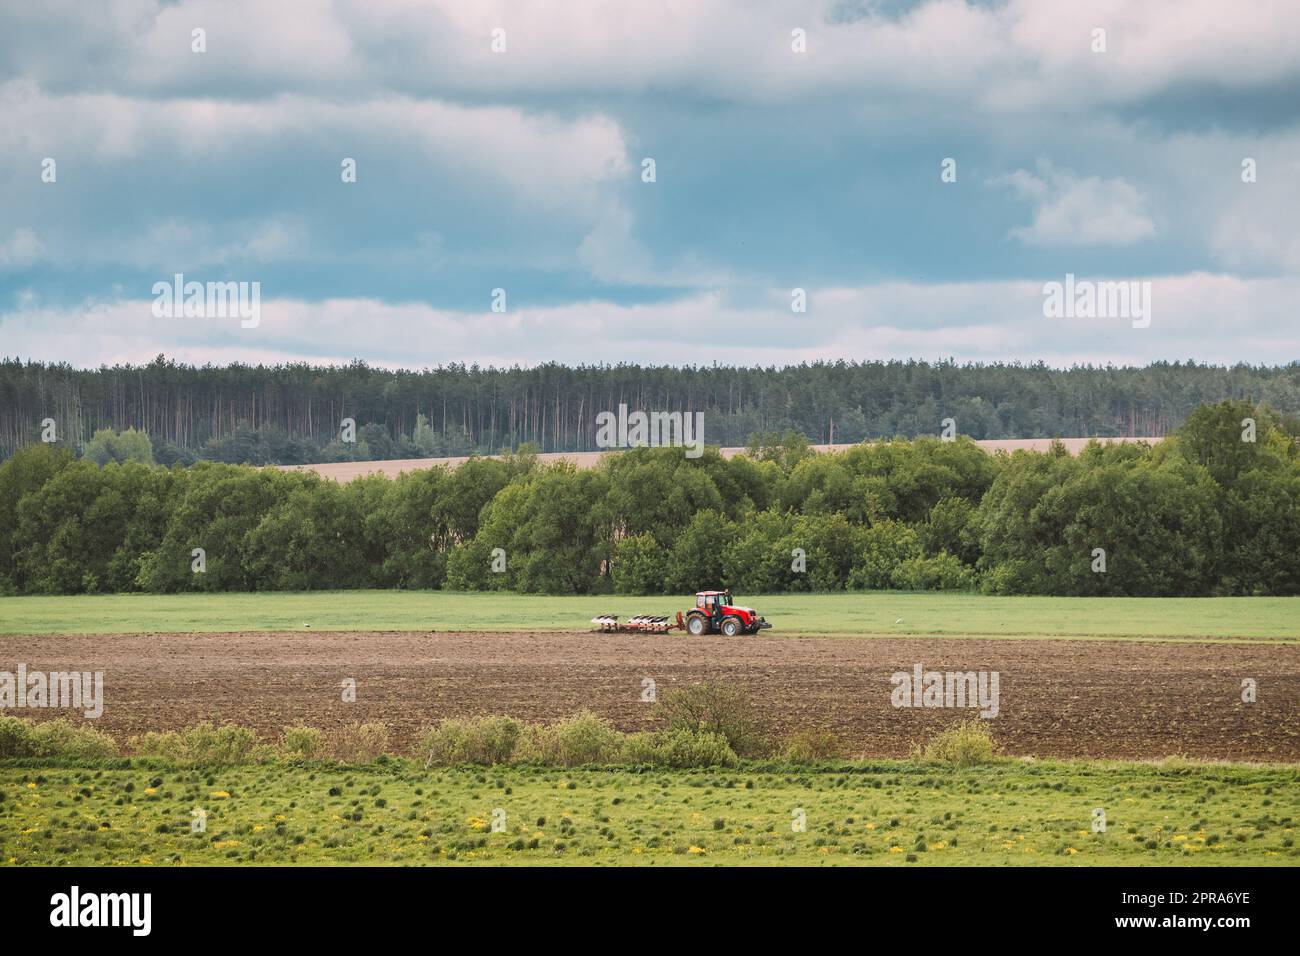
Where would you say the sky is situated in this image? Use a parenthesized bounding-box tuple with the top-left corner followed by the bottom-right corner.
(1, 0, 1298, 370)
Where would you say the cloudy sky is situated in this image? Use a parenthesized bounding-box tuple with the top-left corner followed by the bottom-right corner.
(1, 0, 1298, 369)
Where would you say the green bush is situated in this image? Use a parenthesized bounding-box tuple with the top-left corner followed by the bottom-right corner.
(657, 682, 772, 758)
(420, 715, 522, 766)
(279, 725, 325, 760)
(619, 728, 737, 767)
(619, 730, 663, 765)
(890, 551, 977, 591)
(847, 520, 922, 590)
(782, 729, 844, 762)
(516, 711, 622, 767)
(130, 722, 257, 764)
(913, 719, 998, 765)
(332, 722, 390, 763)
(126, 729, 184, 761)
(611, 533, 668, 594)
(551, 710, 623, 766)
(27, 719, 119, 759)
(649, 728, 738, 768)
(0, 715, 36, 757)
(181, 722, 258, 764)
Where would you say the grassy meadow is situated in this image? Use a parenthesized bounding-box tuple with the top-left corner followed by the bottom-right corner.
(1, 591, 1297, 642)
(2, 757, 1296, 867)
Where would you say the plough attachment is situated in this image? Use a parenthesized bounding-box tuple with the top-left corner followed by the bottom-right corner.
(591, 612, 683, 633)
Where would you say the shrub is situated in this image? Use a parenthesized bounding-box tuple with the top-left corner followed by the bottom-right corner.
(127, 730, 185, 761)
(515, 711, 621, 767)
(420, 716, 521, 766)
(913, 719, 997, 765)
(783, 729, 844, 762)
(0, 715, 35, 758)
(333, 722, 390, 763)
(179, 722, 258, 765)
(847, 520, 921, 590)
(279, 725, 325, 761)
(611, 533, 668, 594)
(890, 551, 977, 591)
(130, 722, 257, 765)
(551, 710, 623, 766)
(27, 719, 119, 759)
(650, 728, 737, 768)
(657, 682, 772, 758)
(620, 730, 663, 765)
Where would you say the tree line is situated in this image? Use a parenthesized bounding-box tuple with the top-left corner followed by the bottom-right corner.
(3, 355, 1299, 464)
(1, 400, 1296, 598)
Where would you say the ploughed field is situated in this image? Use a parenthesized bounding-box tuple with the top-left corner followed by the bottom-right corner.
(4, 630, 1296, 761)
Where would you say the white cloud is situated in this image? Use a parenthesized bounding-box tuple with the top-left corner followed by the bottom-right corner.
(0, 82, 630, 215)
(1210, 157, 1300, 273)
(996, 164, 1157, 247)
(7, 1, 1300, 113)
(5, 273, 1297, 369)
(0, 228, 45, 268)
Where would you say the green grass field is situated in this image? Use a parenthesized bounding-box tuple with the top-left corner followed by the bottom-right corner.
(1, 591, 1296, 642)
(2, 758, 1295, 866)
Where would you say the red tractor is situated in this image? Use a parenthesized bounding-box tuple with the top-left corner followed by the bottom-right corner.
(591, 590, 772, 636)
(680, 590, 772, 636)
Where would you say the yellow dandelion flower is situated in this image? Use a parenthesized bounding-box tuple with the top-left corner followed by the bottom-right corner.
(210, 791, 230, 799)
(687, 845, 706, 855)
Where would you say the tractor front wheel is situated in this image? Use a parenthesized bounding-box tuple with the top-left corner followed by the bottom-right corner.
(686, 614, 708, 636)
(720, 616, 741, 637)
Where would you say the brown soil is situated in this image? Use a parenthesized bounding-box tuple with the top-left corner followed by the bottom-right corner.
(4, 631, 1294, 761)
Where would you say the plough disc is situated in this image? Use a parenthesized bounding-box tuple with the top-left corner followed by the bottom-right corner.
(591, 613, 679, 633)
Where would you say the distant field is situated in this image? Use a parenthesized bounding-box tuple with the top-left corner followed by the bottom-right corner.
(0, 591, 1295, 641)
(276, 437, 1162, 482)
(1, 758, 1293, 866)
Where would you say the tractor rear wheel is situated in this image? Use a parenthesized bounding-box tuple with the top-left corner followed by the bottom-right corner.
(720, 616, 741, 637)
(686, 614, 708, 636)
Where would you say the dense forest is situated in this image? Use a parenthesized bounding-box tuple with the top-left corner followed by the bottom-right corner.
(3, 356, 1299, 465)
(1, 400, 1296, 598)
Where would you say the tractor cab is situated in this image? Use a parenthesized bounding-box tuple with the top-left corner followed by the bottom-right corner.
(695, 590, 732, 620)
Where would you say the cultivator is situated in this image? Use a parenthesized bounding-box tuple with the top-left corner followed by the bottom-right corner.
(590, 613, 682, 633)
